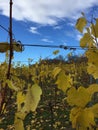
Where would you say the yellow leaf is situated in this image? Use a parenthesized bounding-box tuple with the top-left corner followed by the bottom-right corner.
(67, 87, 91, 107)
(56, 71, 72, 92)
(15, 112, 26, 120)
(14, 118, 24, 130)
(78, 127, 90, 130)
(76, 17, 87, 33)
(86, 49, 98, 66)
(80, 33, 94, 48)
(17, 92, 26, 111)
(0, 42, 9, 53)
(6, 80, 18, 91)
(70, 107, 82, 128)
(87, 63, 98, 79)
(87, 84, 98, 96)
(90, 104, 98, 118)
(91, 19, 98, 38)
(86, 50, 98, 78)
(86, 49, 98, 79)
(22, 84, 42, 112)
(53, 50, 59, 55)
(77, 108, 95, 129)
(52, 67, 61, 78)
(70, 107, 95, 129)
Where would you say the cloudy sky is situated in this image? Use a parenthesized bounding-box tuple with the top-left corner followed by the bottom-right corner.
(0, 0, 98, 64)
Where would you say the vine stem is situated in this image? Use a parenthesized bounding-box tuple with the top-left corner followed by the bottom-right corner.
(7, 0, 13, 79)
(0, 0, 13, 114)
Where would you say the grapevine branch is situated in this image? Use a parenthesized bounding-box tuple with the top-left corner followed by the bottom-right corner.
(89, 13, 98, 45)
(0, 0, 13, 114)
(7, 0, 13, 79)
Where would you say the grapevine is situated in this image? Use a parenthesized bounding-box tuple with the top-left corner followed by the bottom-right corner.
(0, 4, 98, 129)
(53, 13, 98, 130)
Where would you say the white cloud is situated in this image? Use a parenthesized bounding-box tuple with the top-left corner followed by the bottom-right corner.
(29, 27, 39, 34)
(76, 34, 82, 41)
(67, 22, 75, 27)
(41, 38, 53, 43)
(62, 42, 67, 46)
(53, 25, 62, 29)
(0, 0, 98, 25)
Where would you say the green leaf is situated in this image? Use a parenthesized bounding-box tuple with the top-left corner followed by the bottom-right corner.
(76, 17, 87, 33)
(22, 84, 42, 112)
(0, 42, 9, 53)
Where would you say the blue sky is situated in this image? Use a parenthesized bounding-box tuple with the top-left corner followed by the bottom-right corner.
(0, 0, 98, 64)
